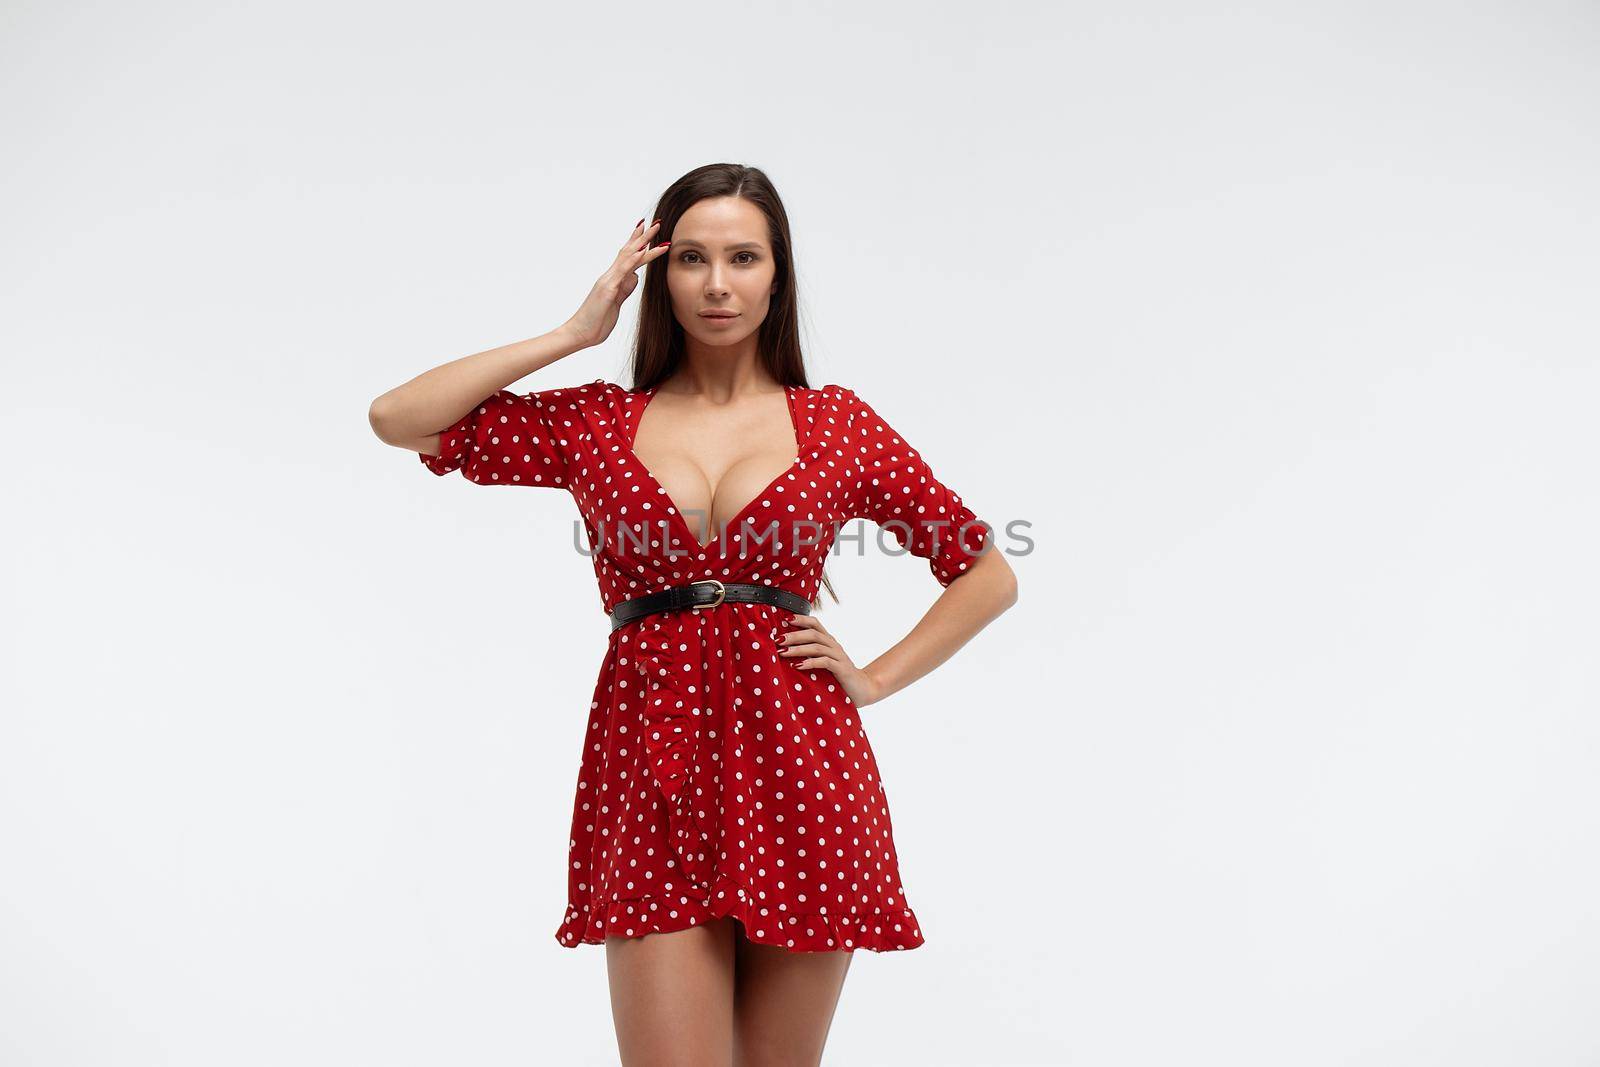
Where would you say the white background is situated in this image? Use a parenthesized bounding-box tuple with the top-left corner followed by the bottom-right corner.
(4, 3, 1598, 1065)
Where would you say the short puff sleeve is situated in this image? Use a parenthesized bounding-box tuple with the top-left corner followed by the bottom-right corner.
(843, 386, 991, 586)
(418, 387, 573, 488)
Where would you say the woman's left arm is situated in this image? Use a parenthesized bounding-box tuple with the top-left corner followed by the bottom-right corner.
(779, 545, 1016, 707)
(781, 385, 1020, 707)
(864, 544, 1018, 704)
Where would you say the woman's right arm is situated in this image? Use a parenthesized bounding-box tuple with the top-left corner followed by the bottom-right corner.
(368, 218, 671, 455)
(367, 326, 588, 456)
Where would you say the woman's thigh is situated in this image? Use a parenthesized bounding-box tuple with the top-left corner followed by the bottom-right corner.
(732, 923, 854, 1067)
(607, 918, 739, 1067)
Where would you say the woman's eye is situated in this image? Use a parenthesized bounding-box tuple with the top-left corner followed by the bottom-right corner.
(677, 251, 759, 264)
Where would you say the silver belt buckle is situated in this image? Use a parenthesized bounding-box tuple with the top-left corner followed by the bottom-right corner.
(688, 578, 726, 610)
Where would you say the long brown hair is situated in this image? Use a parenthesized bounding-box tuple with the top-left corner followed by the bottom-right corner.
(627, 163, 838, 608)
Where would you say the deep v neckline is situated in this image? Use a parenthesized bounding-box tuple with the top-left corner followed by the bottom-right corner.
(622, 384, 805, 553)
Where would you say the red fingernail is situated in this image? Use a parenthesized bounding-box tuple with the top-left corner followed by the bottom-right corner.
(635, 218, 644, 228)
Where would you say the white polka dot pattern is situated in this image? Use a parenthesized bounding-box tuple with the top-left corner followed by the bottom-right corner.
(842, 387, 991, 586)
(418, 379, 989, 953)
(419, 388, 573, 487)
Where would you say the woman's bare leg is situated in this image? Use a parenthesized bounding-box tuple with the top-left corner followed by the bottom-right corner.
(607, 918, 738, 1067)
(731, 920, 853, 1067)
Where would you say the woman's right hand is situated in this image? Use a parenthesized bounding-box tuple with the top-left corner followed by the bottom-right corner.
(562, 219, 671, 349)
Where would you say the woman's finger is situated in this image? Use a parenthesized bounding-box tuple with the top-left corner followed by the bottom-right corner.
(785, 614, 829, 637)
(624, 236, 670, 270)
(780, 625, 834, 649)
(780, 631, 833, 650)
(620, 217, 661, 252)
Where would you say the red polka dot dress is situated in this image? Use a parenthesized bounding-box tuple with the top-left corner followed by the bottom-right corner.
(418, 379, 989, 952)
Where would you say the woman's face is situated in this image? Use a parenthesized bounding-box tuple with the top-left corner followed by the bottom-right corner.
(664, 195, 778, 350)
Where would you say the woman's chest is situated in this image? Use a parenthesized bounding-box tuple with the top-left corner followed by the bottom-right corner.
(572, 446, 856, 562)
(559, 381, 862, 566)
(630, 388, 804, 548)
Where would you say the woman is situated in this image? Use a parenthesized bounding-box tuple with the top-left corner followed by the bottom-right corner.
(369, 163, 1018, 1065)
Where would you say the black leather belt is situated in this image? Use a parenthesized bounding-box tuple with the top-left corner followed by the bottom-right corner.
(608, 579, 812, 631)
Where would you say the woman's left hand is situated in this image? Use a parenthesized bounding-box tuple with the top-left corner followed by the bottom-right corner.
(779, 614, 885, 708)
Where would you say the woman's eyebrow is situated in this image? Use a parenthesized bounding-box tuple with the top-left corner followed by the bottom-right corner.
(672, 239, 764, 250)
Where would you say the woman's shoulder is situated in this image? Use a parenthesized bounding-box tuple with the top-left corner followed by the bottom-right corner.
(807, 381, 860, 405)
(525, 377, 633, 410)
(815, 382, 887, 423)
(485, 378, 630, 436)
(791, 382, 862, 430)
